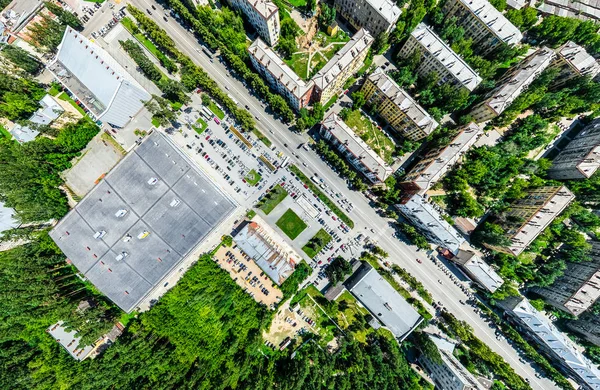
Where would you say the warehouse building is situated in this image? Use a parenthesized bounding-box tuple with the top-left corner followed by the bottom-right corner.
(50, 132, 236, 312)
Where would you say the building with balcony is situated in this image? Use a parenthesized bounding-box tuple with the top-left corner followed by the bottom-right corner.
(398, 23, 482, 93)
(248, 38, 314, 111)
(531, 241, 600, 316)
(227, 0, 280, 46)
(312, 28, 373, 105)
(499, 296, 600, 390)
(333, 0, 401, 36)
(470, 48, 555, 123)
(361, 67, 439, 141)
(396, 194, 466, 254)
(547, 119, 600, 180)
(442, 0, 523, 55)
(320, 112, 393, 184)
(551, 41, 600, 89)
(483, 186, 575, 256)
(400, 123, 482, 193)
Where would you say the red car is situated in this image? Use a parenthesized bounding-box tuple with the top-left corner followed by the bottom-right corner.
(332, 216, 337, 221)
(214, 117, 221, 125)
(205, 135, 210, 140)
(303, 184, 308, 189)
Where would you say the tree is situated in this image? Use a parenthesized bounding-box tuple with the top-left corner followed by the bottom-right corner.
(351, 91, 366, 110)
(145, 95, 176, 126)
(488, 0, 507, 11)
(0, 44, 41, 74)
(44, 2, 83, 31)
(473, 223, 511, 248)
(413, 331, 442, 364)
(324, 257, 353, 285)
(372, 32, 389, 54)
(318, 4, 336, 28)
(221, 235, 233, 247)
(276, 37, 296, 60)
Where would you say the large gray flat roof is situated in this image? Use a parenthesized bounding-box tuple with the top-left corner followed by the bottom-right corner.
(50, 132, 236, 312)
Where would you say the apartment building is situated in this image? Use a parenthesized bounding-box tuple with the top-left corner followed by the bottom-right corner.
(396, 194, 466, 254)
(400, 123, 482, 193)
(442, 0, 523, 55)
(227, 0, 280, 46)
(535, 0, 600, 21)
(313, 28, 374, 105)
(470, 48, 555, 123)
(500, 296, 600, 390)
(483, 186, 575, 256)
(362, 67, 439, 141)
(248, 39, 314, 111)
(548, 118, 600, 180)
(320, 112, 393, 184)
(551, 41, 600, 89)
(420, 334, 485, 390)
(531, 241, 600, 316)
(567, 314, 600, 347)
(333, 0, 401, 36)
(451, 249, 504, 293)
(398, 23, 482, 93)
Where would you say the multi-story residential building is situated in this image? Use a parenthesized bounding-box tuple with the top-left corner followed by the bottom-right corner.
(398, 23, 482, 93)
(451, 249, 504, 293)
(320, 112, 393, 184)
(499, 296, 600, 390)
(548, 118, 600, 180)
(48, 27, 151, 128)
(532, 241, 600, 316)
(227, 0, 280, 46)
(361, 67, 439, 141)
(470, 48, 555, 123)
(535, 0, 600, 22)
(567, 314, 600, 347)
(551, 42, 600, 89)
(248, 39, 314, 111)
(313, 28, 374, 105)
(400, 123, 482, 193)
(483, 186, 575, 256)
(396, 194, 466, 254)
(442, 0, 523, 55)
(333, 0, 401, 37)
(420, 334, 485, 390)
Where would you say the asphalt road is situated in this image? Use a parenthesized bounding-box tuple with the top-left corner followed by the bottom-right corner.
(122, 1, 558, 388)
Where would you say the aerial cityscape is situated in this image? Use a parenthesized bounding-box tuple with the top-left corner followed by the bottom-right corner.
(1, 0, 600, 389)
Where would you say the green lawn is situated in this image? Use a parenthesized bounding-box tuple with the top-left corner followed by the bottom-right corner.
(0, 125, 13, 141)
(284, 53, 310, 80)
(344, 110, 396, 164)
(288, 0, 306, 6)
(335, 290, 372, 342)
(244, 169, 262, 187)
(193, 117, 208, 134)
(48, 83, 61, 96)
(151, 117, 161, 127)
(258, 185, 288, 215)
(57, 92, 86, 116)
(289, 165, 354, 228)
(208, 101, 225, 120)
(302, 228, 332, 258)
(276, 209, 307, 240)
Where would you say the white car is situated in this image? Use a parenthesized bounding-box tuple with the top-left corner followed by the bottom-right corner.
(93, 230, 106, 239)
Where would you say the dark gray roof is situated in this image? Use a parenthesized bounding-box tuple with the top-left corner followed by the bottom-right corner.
(50, 132, 236, 312)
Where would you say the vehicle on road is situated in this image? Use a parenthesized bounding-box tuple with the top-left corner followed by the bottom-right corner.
(438, 280, 443, 285)
(146, 9, 152, 14)
(416, 259, 422, 264)
(151, 5, 156, 9)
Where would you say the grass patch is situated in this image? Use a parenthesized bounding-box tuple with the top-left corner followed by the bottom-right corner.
(258, 185, 288, 215)
(122, 17, 162, 58)
(151, 117, 161, 127)
(246, 209, 257, 219)
(288, 0, 306, 6)
(101, 132, 126, 155)
(289, 165, 354, 228)
(284, 52, 310, 80)
(314, 30, 350, 48)
(57, 92, 86, 116)
(302, 228, 332, 258)
(119, 311, 137, 327)
(244, 169, 262, 186)
(208, 101, 225, 120)
(335, 290, 372, 342)
(276, 209, 307, 240)
(84, 0, 104, 3)
(194, 117, 208, 134)
(170, 101, 183, 111)
(252, 128, 272, 147)
(0, 125, 13, 141)
(344, 110, 395, 164)
(48, 82, 61, 96)
(323, 94, 338, 111)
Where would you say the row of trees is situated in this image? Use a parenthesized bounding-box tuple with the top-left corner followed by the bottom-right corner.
(120, 39, 164, 83)
(27, 2, 82, 53)
(314, 140, 368, 190)
(0, 44, 42, 75)
(529, 15, 600, 55)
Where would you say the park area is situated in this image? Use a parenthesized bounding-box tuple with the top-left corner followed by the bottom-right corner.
(302, 228, 332, 258)
(276, 209, 307, 240)
(257, 185, 288, 215)
(344, 110, 396, 164)
(244, 169, 262, 187)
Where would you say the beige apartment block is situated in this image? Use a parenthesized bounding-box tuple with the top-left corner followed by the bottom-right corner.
(333, 0, 401, 36)
(550, 41, 600, 89)
(227, 0, 280, 46)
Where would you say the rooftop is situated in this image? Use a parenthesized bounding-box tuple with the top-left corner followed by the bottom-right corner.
(500, 296, 600, 389)
(313, 28, 374, 90)
(321, 112, 393, 182)
(367, 67, 439, 136)
(535, 0, 600, 21)
(246, 0, 278, 19)
(452, 0, 523, 45)
(10, 94, 64, 143)
(248, 38, 314, 100)
(427, 334, 485, 390)
(345, 262, 422, 340)
(49, 132, 236, 312)
(549, 118, 600, 179)
(402, 123, 482, 191)
(397, 194, 466, 254)
(0, 0, 43, 34)
(233, 219, 299, 285)
(483, 47, 555, 116)
(557, 41, 600, 79)
(453, 249, 504, 292)
(410, 23, 482, 92)
(366, 0, 402, 24)
(47, 321, 94, 361)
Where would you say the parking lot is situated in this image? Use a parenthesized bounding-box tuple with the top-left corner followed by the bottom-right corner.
(213, 245, 283, 308)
